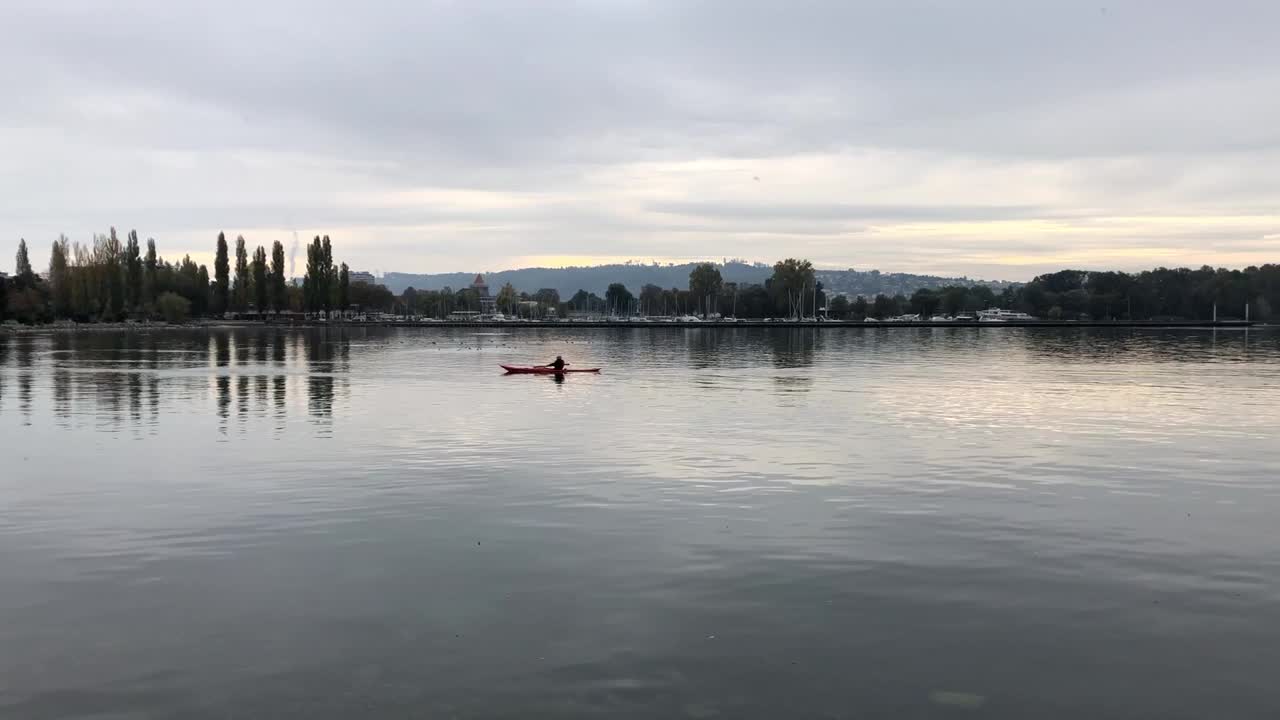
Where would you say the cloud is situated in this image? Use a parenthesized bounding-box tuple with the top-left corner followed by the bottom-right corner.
(648, 201, 1057, 222)
(1, 0, 1279, 279)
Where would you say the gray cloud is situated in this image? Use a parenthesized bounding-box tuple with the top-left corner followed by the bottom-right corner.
(2, 0, 1279, 279)
(649, 201, 1060, 222)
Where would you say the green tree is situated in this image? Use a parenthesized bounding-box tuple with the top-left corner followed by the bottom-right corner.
(304, 236, 322, 312)
(15, 238, 33, 279)
(829, 294, 851, 319)
(350, 280, 394, 312)
(939, 286, 970, 316)
(338, 262, 350, 311)
(155, 291, 191, 323)
(401, 287, 420, 315)
(688, 263, 723, 317)
(5, 281, 49, 324)
(213, 232, 229, 314)
(175, 255, 200, 312)
(639, 284, 664, 315)
(568, 289, 604, 313)
(232, 235, 250, 312)
(871, 293, 900, 319)
(319, 235, 335, 312)
(737, 285, 772, 318)
(48, 236, 71, 318)
(101, 228, 124, 320)
(909, 288, 941, 317)
(496, 282, 518, 314)
(67, 240, 94, 320)
(143, 238, 158, 306)
(196, 265, 211, 316)
(769, 258, 815, 319)
(125, 230, 143, 310)
(605, 283, 634, 315)
(252, 245, 269, 312)
(850, 295, 868, 320)
(270, 240, 287, 311)
(302, 235, 337, 313)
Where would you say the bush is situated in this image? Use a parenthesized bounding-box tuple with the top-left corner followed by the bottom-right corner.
(156, 292, 191, 323)
(5, 284, 49, 324)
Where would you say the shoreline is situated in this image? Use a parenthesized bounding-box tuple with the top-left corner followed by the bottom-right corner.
(2, 319, 1262, 333)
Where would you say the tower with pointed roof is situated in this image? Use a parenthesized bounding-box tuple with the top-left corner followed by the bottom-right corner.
(472, 273, 496, 315)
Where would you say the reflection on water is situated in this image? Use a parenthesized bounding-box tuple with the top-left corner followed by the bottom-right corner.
(766, 327, 819, 368)
(0, 328, 356, 434)
(1, 327, 1279, 719)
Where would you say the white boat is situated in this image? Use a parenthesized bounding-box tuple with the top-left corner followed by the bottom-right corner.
(977, 309, 1035, 322)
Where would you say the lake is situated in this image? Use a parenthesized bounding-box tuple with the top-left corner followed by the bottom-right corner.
(2, 326, 1279, 719)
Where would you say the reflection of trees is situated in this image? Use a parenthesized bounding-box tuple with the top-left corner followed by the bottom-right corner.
(16, 371, 32, 422)
(254, 332, 270, 366)
(272, 333, 287, 365)
(214, 333, 230, 368)
(274, 374, 287, 415)
(97, 368, 123, 423)
(766, 328, 819, 369)
(148, 372, 160, 426)
(308, 375, 334, 419)
(305, 329, 349, 421)
(305, 329, 336, 370)
(685, 328, 722, 369)
(1013, 327, 1261, 364)
(2, 327, 375, 431)
(235, 332, 251, 367)
(15, 337, 34, 422)
(255, 373, 269, 415)
(128, 370, 142, 421)
(54, 368, 72, 422)
(248, 332, 270, 415)
(206, 330, 306, 423)
(237, 374, 250, 422)
(217, 374, 231, 428)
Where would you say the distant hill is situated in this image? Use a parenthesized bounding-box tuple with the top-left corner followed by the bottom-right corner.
(815, 269, 1017, 298)
(380, 262, 1013, 298)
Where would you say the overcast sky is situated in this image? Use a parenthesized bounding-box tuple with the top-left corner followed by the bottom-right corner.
(3, 1, 1278, 280)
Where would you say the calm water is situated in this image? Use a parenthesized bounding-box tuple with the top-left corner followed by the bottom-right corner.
(2, 327, 1280, 719)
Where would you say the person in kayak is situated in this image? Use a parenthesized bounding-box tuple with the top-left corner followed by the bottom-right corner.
(544, 355, 568, 371)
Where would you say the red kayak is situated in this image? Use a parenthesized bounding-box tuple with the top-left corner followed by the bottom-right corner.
(501, 365, 601, 374)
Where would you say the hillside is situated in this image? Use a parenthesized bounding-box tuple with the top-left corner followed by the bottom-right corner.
(380, 262, 1013, 298)
(815, 269, 1017, 298)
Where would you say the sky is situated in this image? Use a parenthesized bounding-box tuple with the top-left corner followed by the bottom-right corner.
(2, 0, 1278, 281)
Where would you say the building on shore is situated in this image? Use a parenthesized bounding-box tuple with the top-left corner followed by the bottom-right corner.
(472, 274, 497, 315)
(350, 270, 377, 285)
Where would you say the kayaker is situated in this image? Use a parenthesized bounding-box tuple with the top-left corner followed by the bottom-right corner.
(544, 355, 567, 371)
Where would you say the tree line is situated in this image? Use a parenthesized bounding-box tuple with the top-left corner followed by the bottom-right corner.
(5, 234, 1277, 324)
(1, 232, 356, 324)
(998, 267, 1278, 321)
(273, 258, 1280, 323)
(823, 266, 1279, 321)
(378, 259, 825, 319)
